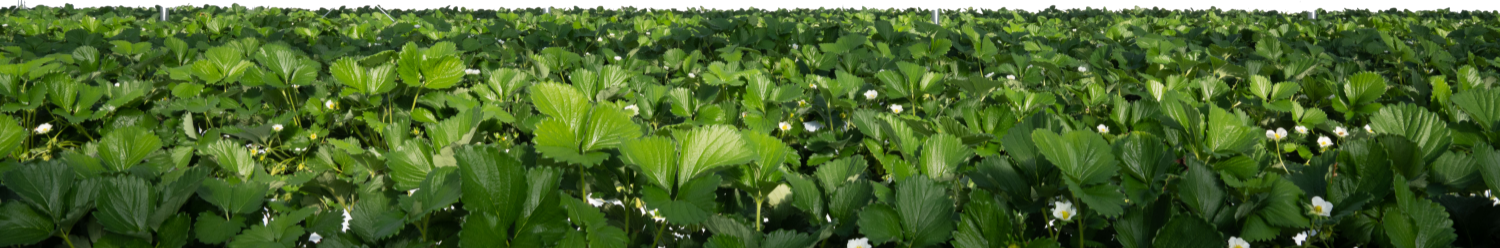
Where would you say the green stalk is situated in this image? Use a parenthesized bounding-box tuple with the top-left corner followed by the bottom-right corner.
(754, 196, 764, 232)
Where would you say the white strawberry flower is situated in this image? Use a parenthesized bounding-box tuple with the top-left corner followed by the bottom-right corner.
(1228, 236, 1250, 248)
(1364, 124, 1373, 133)
(309, 232, 323, 243)
(688, 73, 695, 78)
(890, 104, 904, 114)
(864, 90, 879, 100)
(623, 105, 639, 116)
(1052, 201, 1077, 221)
(846, 237, 871, 248)
(341, 209, 353, 232)
(803, 121, 823, 132)
(779, 122, 793, 131)
(1293, 231, 1310, 246)
(1276, 128, 1288, 140)
(614, 56, 622, 61)
(810, 83, 818, 89)
(586, 193, 605, 207)
(1317, 136, 1333, 148)
(325, 100, 337, 109)
(465, 69, 481, 75)
(1097, 124, 1110, 134)
(1310, 196, 1332, 217)
(1295, 125, 1309, 134)
(985, 72, 995, 78)
(1078, 66, 1088, 72)
(597, 37, 603, 42)
(273, 124, 284, 132)
(1007, 75, 1016, 80)
(648, 209, 665, 222)
(34, 123, 52, 134)
(1334, 126, 1348, 137)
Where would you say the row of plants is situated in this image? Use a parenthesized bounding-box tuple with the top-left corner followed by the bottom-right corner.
(1, 4, 1500, 248)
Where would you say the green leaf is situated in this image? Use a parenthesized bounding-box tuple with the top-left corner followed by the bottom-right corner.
(194, 213, 244, 244)
(97, 126, 163, 172)
(1176, 158, 1223, 219)
(1152, 215, 1223, 248)
(1345, 71, 1388, 106)
(1031, 129, 1118, 185)
(3, 162, 72, 223)
(1451, 88, 1500, 131)
(0, 116, 26, 156)
(96, 176, 153, 235)
(1430, 151, 1480, 189)
(1457, 65, 1483, 90)
(0, 202, 54, 246)
(621, 136, 678, 190)
(156, 213, 193, 248)
(676, 125, 753, 188)
(1114, 132, 1167, 182)
(1259, 178, 1311, 228)
(1385, 175, 1458, 248)
(1370, 103, 1450, 162)
(387, 139, 435, 190)
(455, 145, 527, 226)
(1204, 107, 1263, 154)
(897, 177, 955, 248)
(1476, 143, 1500, 195)
(642, 175, 720, 224)
(196, 178, 266, 214)
(858, 204, 903, 245)
(461, 211, 512, 248)
(419, 56, 465, 89)
(410, 167, 462, 216)
(350, 192, 405, 243)
(203, 140, 257, 178)
(919, 133, 972, 181)
(1249, 75, 1273, 100)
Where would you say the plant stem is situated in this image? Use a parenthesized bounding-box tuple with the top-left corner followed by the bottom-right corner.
(754, 196, 764, 232)
(650, 223, 667, 248)
(578, 166, 589, 199)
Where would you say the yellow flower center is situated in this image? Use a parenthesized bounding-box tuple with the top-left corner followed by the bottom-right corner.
(1061, 211, 1071, 220)
(1234, 245, 1244, 248)
(1314, 206, 1323, 213)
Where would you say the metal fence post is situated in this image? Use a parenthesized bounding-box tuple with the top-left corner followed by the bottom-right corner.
(932, 9, 939, 24)
(160, 6, 167, 21)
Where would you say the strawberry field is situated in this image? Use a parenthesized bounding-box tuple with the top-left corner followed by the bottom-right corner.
(1, 4, 1499, 248)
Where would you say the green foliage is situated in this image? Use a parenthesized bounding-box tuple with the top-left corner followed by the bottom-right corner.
(0, 6, 1494, 248)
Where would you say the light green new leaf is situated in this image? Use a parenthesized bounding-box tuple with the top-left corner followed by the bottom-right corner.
(920, 133, 972, 181)
(97, 126, 163, 172)
(1031, 129, 1118, 185)
(580, 105, 641, 152)
(677, 125, 754, 187)
(0, 202, 54, 246)
(96, 176, 153, 234)
(1370, 103, 1450, 162)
